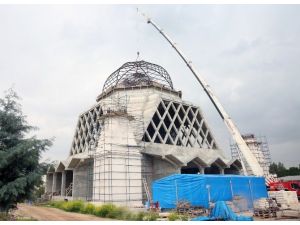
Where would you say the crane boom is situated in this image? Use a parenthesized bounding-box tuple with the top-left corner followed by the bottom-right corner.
(140, 12, 264, 177)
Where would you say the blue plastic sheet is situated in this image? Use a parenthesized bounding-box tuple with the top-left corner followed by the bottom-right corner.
(152, 174, 267, 209)
(210, 201, 253, 221)
(191, 216, 212, 221)
(191, 201, 253, 221)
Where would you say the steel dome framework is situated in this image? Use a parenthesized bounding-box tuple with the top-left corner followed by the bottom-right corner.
(102, 61, 174, 92)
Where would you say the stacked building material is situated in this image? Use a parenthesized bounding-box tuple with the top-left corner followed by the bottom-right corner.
(268, 191, 299, 209)
(253, 198, 269, 210)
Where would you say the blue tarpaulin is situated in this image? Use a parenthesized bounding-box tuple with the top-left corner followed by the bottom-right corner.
(191, 201, 253, 221)
(152, 174, 267, 209)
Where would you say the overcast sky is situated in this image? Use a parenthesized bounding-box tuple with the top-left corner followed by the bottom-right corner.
(0, 5, 299, 167)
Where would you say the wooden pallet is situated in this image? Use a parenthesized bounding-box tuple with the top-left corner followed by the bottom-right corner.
(254, 208, 278, 218)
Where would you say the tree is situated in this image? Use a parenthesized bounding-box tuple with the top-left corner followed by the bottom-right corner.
(0, 89, 52, 213)
(269, 162, 278, 175)
(269, 162, 300, 177)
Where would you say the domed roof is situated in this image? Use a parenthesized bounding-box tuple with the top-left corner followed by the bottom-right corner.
(102, 61, 174, 93)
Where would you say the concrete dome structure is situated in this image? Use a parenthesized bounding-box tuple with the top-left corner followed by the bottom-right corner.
(46, 60, 242, 206)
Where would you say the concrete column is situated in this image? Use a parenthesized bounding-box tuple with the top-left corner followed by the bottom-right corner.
(52, 172, 57, 193)
(220, 168, 225, 174)
(61, 171, 66, 196)
(199, 167, 205, 174)
(46, 173, 53, 193)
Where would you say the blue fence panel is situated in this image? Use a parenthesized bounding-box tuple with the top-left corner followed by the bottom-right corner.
(152, 174, 268, 209)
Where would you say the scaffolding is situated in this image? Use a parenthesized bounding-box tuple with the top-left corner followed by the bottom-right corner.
(231, 134, 271, 176)
(88, 90, 147, 205)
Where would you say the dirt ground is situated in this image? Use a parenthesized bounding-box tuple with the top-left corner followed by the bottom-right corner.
(14, 203, 115, 221)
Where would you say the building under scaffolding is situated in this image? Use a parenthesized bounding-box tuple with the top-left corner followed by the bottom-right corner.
(46, 60, 243, 206)
(231, 134, 271, 177)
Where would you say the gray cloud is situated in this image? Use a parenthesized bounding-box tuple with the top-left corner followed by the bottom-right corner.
(0, 5, 299, 167)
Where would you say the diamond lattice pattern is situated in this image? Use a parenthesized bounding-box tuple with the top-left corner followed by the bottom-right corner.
(142, 100, 217, 149)
(70, 104, 103, 155)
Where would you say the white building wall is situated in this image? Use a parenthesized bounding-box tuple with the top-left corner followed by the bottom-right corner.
(92, 114, 143, 206)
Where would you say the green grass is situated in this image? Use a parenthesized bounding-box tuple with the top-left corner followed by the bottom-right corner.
(16, 216, 38, 221)
(94, 204, 116, 217)
(81, 203, 95, 214)
(168, 212, 189, 221)
(48, 200, 158, 221)
(48, 200, 85, 213)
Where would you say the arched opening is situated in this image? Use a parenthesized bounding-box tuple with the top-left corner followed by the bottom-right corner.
(65, 170, 73, 196)
(54, 172, 62, 195)
(181, 161, 200, 174)
(204, 164, 220, 174)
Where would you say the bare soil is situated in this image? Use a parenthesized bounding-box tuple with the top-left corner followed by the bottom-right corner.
(14, 203, 115, 221)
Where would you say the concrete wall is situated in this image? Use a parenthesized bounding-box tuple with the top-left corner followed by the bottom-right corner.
(46, 173, 53, 193)
(93, 115, 143, 206)
(54, 172, 62, 193)
(73, 161, 92, 200)
(152, 157, 179, 181)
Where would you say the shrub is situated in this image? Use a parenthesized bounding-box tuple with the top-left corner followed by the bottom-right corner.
(64, 200, 84, 212)
(48, 201, 159, 221)
(49, 200, 65, 209)
(94, 204, 116, 217)
(107, 206, 127, 219)
(123, 211, 135, 221)
(142, 212, 159, 221)
(168, 212, 189, 221)
(49, 200, 84, 213)
(81, 203, 95, 214)
(180, 214, 189, 221)
(0, 212, 9, 221)
(131, 211, 146, 221)
(168, 212, 179, 221)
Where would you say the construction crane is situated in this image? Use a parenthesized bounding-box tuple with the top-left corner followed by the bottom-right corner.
(138, 10, 264, 177)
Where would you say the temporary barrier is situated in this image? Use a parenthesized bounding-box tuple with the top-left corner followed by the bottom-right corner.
(152, 174, 267, 209)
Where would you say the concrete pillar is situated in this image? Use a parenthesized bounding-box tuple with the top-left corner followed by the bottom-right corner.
(52, 172, 57, 194)
(199, 167, 205, 174)
(220, 168, 225, 175)
(46, 173, 53, 193)
(61, 171, 66, 196)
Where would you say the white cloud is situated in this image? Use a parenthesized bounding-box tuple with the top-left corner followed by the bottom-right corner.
(0, 5, 299, 167)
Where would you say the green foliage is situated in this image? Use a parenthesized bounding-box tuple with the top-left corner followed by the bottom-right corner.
(142, 212, 159, 221)
(168, 212, 179, 221)
(168, 212, 189, 221)
(0, 212, 9, 221)
(0, 89, 53, 212)
(63, 200, 85, 212)
(49, 201, 158, 221)
(49, 200, 84, 213)
(49, 200, 65, 208)
(16, 216, 37, 221)
(81, 203, 95, 214)
(269, 162, 300, 177)
(94, 204, 116, 217)
(130, 211, 146, 221)
(107, 206, 128, 219)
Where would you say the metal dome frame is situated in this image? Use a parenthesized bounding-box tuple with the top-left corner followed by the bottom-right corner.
(102, 61, 174, 92)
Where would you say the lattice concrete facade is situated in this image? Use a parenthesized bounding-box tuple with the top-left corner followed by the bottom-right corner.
(46, 60, 242, 206)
